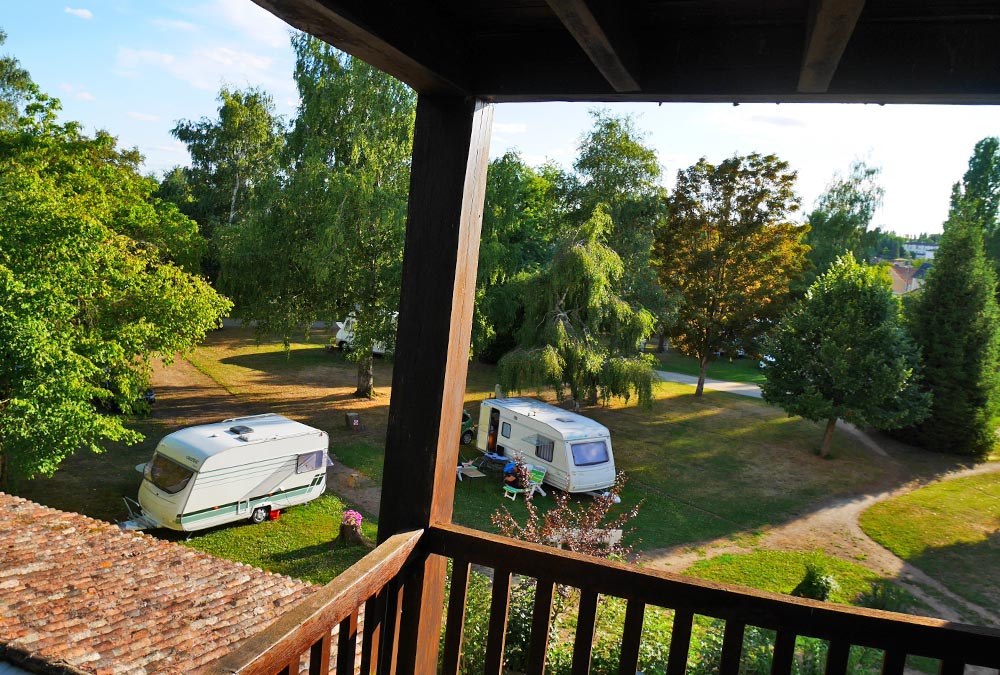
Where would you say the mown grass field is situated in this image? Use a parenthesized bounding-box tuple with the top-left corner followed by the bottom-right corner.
(649, 348, 767, 385)
(859, 471, 1000, 610)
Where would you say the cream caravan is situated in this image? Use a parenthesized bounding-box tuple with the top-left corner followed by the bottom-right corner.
(125, 414, 330, 532)
(476, 398, 615, 494)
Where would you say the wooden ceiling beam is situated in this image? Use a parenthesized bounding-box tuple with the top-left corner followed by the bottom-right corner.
(545, 0, 640, 93)
(250, 0, 468, 95)
(797, 0, 867, 93)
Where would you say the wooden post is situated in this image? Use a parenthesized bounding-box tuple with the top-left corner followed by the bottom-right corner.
(376, 95, 493, 673)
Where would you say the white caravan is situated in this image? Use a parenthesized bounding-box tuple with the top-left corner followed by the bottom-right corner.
(126, 414, 330, 532)
(335, 313, 397, 355)
(476, 398, 616, 494)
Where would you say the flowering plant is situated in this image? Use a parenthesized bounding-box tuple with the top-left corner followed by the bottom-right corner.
(342, 510, 363, 529)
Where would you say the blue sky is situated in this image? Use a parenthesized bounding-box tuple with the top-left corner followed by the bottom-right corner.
(4, 1, 999, 237)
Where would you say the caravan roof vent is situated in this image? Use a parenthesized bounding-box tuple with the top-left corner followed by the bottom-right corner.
(229, 425, 254, 435)
(555, 417, 576, 423)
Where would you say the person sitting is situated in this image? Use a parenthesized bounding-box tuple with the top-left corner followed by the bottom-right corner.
(503, 461, 527, 490)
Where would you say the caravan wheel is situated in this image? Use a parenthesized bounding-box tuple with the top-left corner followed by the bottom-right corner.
(250, 507, 270, 525)
(461, 429, 474, 445)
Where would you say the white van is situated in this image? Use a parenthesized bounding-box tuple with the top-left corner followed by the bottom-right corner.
(335, 315, 391, 355)
(125, 414, 330, 532)
(476, 398, 616, 494)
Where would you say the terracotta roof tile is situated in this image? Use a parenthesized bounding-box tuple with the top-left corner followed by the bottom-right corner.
(0, 494, 317, 674)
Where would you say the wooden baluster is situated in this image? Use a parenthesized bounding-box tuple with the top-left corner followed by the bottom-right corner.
(484, 569, 512, 675)
(277, 656, 300, 675)
(617, 599, 645, 675)
(720, 620, 745, 675)
(825, 641, 850, 675)
(770, 630, 796, 675)
(335, 611, 358, 675)
(572, 590, 599, 675)
(881, 650, 906, 675)
(379, 579, 403, 674)
(308, 631, 331, 675)
(526, 578, 555, 675)
(360, 592, 383, 675)
(666, 609, 694, 675)
(938, 660, 965, 675)
(441, 560, 471, 675)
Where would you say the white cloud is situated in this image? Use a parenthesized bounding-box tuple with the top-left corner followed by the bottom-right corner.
(494, 122, 527, 134)
(151, 18, 198, 32)
(64, 6, 93, 20)
(185, 0, 292, 48)
(149, 140, 188, 155)
(116, 45, 276, 92)
(59, 83, 95, 101)
(127, 111, 160, 122)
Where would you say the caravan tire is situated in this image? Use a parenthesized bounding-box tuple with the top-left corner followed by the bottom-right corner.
(250, 507, 270, 525)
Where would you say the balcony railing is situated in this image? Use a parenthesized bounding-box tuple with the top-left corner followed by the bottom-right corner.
(199, 524, 1000, 675)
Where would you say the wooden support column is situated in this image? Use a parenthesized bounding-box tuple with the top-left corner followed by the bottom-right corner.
(376, 95, 493, 673)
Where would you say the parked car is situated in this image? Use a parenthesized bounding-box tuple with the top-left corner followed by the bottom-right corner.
(335, 314, 393, 355)
(461, 410, 476, 445)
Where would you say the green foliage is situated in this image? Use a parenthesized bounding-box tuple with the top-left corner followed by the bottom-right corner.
(499, 205, 655, 408)
(856, 580, 909, 612)
(170, 86, 285, 278)
(761, 254, 930, 456)
(802, 160, 884, 286)
(951, 137, 1000, 273)
(0, 29, 32, 128)
(0, 77, 230, 487)
(903, 145, 1000, 457)
(219, 37, 415, 397)
(791, 562, 840, 601)
(653, 153, 808, 395)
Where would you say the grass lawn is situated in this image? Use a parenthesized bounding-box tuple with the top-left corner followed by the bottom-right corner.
(683, 550, 885, 605)
(649, 349, 767, 386)
(859, 472, 1000, 610)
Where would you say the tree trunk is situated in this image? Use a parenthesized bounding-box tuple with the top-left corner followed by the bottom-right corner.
(695, 356, 708, 396)
(334, 522, 374, 549)
(819, 417, 837, 458)
(355, 353, 374, 398)
(657, 331, 666, 353)
(228, 174, 240, 227)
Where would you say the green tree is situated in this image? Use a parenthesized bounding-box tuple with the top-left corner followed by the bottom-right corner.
(903, 196, 1000, 457)
(0, 29, 32, 128)
(949, 137, 1000, 276)
(499, 206, 655, 409)
(761, 254, 929, 457)
(221, 37, 414, 397)
(0, 85, 231, 488)
(653, 153, 808, 395)
(570, 109, 671, 347)
(474, 152, 562, 361)
(802, 160, 884, 286)
(170, 86, 285, 278)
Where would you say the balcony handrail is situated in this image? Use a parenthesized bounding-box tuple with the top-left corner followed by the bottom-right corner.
(197, 528, 423, 675)
(425, 523, 1000, 668)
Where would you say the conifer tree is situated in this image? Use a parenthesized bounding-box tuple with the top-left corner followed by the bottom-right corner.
(905, 206, 1000, 457)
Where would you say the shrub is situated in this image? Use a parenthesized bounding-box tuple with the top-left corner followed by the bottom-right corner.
(791, 563, 840, 601)
(856, 579, 908, 612)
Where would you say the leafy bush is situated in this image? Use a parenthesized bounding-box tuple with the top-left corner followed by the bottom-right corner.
(791, 563, 840, 601)
(855, 580, 908, 612)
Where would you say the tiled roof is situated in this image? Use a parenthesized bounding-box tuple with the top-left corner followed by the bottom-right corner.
(0, 494, 317, 675)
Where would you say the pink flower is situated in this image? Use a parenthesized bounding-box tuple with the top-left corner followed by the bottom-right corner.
(342, 510, 363, 529)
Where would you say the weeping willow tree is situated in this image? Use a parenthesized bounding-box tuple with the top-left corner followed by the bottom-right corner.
(498, 205, 655, 409)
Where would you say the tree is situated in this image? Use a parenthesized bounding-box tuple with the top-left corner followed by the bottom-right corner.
(761, 254, 929, 457)
(570, 109, 671, 347)
(474, 152, 562, 361)
(949, 138, 1000, 277)
(0, 29, 32, 128)
(802, 160, 884, 287)
(171, 86, 285, 279)
(498, 206, 656, 409)
(903, 185, 1000, 457)
(0, 84, 231, 488)
(652, 153, 808, 395)
(221, 37, 414, 397)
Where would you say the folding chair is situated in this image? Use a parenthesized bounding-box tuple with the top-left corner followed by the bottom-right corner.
(502, 465, 547, 500)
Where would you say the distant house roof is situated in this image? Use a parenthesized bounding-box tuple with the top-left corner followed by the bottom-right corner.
(0, 494, 316, 675)
(887, 264, 924, 295)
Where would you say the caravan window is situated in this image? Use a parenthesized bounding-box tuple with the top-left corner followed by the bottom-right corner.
(571, 441, 609, 466)
(501, 422, 511, 439)
(534, 436, 554, 462)
(297, 450, 326, 474)
(144, 454, 194, 494)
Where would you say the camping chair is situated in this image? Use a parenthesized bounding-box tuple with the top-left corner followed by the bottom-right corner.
(503, 465, 547, 500)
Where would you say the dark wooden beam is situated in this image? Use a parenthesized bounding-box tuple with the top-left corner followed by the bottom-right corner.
(377, 95, 493, 673)
(545, 0, 640, 92)
(797, 0, 866, 93)
(249, 0, 468, 95)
